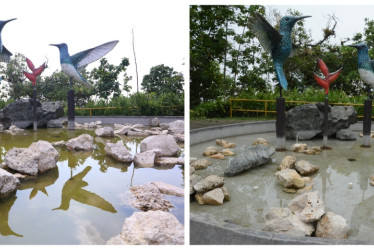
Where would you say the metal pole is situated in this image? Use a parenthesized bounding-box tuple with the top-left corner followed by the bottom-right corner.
(275, 97, 286, 151)
(322, 96, 330, 149)
(362, 99, 372, 148)
(68, 78, 75, 130)
(33, 86, 37, 131)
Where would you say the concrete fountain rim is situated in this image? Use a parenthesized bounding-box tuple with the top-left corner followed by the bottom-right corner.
(190, 120, 371, 245)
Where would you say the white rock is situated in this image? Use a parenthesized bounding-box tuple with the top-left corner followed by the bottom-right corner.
(5, 148, 39, 175)
(316, 211, 349, 239)
(104, 140, 133, 162)
(140, 134, 180, 157)
(288, 191, 326, 223)
(278, 156, 297, 170)
(275, 169, 305, 189)
(66, 134, 94, 151)
(114, 125, 132, 135)
(202, 188, 224, 205)
(154, 157, 184, 166)
(190, 159, 211, 170)
(168, 120, 184, 134)
(193, 175, 225, 193)
(118, 211, 184, 245)
(95, 127, 114, 137)
(134, 151, 156, 167)
(151, 181, 184, 197)
(0, 168, 19, 198)
(295, 160, 319, 176)
(29, 140, 59, 173)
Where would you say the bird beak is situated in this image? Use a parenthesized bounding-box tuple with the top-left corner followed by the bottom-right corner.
(49, 44, 58, 47)
(348, 44, 358, 48)
(4, 18, 16, 24)
(296, 15, 311, 21)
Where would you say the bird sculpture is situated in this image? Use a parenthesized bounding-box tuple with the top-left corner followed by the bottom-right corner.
(249, 12, 311, 94)
(349, 42, 374, 93)
(50, 40, 119, 87)
(0, 18, 16, 63)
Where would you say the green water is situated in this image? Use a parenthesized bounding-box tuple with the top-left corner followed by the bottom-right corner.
(0, 128, 184, 244)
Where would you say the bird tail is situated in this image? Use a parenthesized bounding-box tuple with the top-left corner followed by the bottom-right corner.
(274, 62, 288, 90)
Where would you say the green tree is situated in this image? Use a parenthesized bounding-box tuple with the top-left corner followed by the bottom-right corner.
(141, 64, 184, 94)
(89, 57, 132, 101)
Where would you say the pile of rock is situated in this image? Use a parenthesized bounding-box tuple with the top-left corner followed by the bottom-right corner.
(202, 139, 236, 160)
(108, 181, 184, 245)
(65, 134, 94, 151)
(4, 125, 24, 135)
(291, 143, 322, 155)
(263, 191, 349, 239)
(275, 155, 319, 194)
(190, 175, 230, 205)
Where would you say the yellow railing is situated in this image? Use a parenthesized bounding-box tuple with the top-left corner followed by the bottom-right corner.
(229, 98, 369, 118)
(64, 105, 182, 116)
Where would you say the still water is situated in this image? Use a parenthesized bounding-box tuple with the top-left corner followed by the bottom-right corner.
(191, 132, 374, 242)
(0, 127, 184, 244)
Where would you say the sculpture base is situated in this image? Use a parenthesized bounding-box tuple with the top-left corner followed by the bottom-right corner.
(68, 89, 75, 130)
(275, 137, 286, 152)
(361, 135, 371, 148)
(68, 120, 75, 130)
(33, 121, 37, 132)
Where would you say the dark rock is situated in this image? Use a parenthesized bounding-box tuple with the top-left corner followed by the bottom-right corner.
(0, 99, 64, 129)
(286, 103, 357, 140)
(336, 129, 356, 141)
(224, 144, 275, 177)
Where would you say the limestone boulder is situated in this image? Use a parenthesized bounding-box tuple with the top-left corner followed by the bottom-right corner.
(190, 174, 203, 195)
(253, 138, 270, 146)
(224, 144, 275, 177)
(129, 184, 173, 211)
(190, 159, 211, 170)
(134, 151, 156, 167)
(168, 120, 184, 134)
(29, 140, 59, 173)
(140, 135, 180, 157)
(118, 210, 184, 245)
(104, 140, 133, 163)
(216, 139, 236, 148)
(66, 134, 94, 151)
(154, 157, 184, 166)
(5, 148, 39, 175)
(0, 168, 19, 198)
(95, 127, 114, 137)
(315, 211, 349, 239)
(202, 188, 224, 205)
(151, 182, 184, 197)
(47, 119, 63, 128)
(288, 191, 326, 223)
(295, 160, 319, 176)
(203, 146, 219, 156)
(221, 148, 235, 156)
(275, 169, 305, 189)
(278, 156, 296, 171)
(114, 125, 132, 135)
(193, 175, 225, 193)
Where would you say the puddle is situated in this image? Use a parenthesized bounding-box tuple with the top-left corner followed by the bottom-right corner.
(190, 131, 374, 242)
(0, 127, 184, 244)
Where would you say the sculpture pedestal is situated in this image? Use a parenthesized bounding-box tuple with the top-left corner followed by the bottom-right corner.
(362, 99, 372, 148)
(275, 97, 286, 151)
(322, 97, 331, 149)
(68, 89, 75, 130)
(33, 88, 37, 132)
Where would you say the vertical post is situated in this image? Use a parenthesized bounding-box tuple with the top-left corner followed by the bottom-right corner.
(264, 100, 268, 117)
(68, 78, 75, 130)
(230, 99, 232, 118)
(33, 87, 37, 131)
(275, 97, 286, 151)
(322, 96, 329, 149)
(362, 99, 372, 148)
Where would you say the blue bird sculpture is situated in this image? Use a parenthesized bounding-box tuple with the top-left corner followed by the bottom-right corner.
(0, 18, 16, 63)
(249, 13, 311, 92)
(349, 42, 374, 91)
(50, 40, 119, 87)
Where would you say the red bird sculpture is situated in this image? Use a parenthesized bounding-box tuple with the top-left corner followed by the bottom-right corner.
(23, 58, 47, 86)
(313, 58, 342, 95)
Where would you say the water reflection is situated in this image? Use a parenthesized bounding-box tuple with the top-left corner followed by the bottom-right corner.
(0, 195, 22, 237)
(53, 166, 116, 213)
(18, 167, 59, 199)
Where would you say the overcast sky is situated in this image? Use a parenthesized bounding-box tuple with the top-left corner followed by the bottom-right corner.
(268, 5, 374, 45)
(1, 0, 188, 93)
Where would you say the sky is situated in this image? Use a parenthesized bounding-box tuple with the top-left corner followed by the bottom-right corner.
(1, 0, 188, 94)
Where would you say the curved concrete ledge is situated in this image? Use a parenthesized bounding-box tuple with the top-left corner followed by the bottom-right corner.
(191, 121, 364, 146)
(58, 116, 184, 125)
(190, 214, 371, 245)
(191, 121, 275, 145)
(190, 120, 370, 245)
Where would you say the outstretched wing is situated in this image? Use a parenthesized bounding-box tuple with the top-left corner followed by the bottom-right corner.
(249, 12, 282, 54)
(0, 46, 12, 63)
(71, 40, 119, 69)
